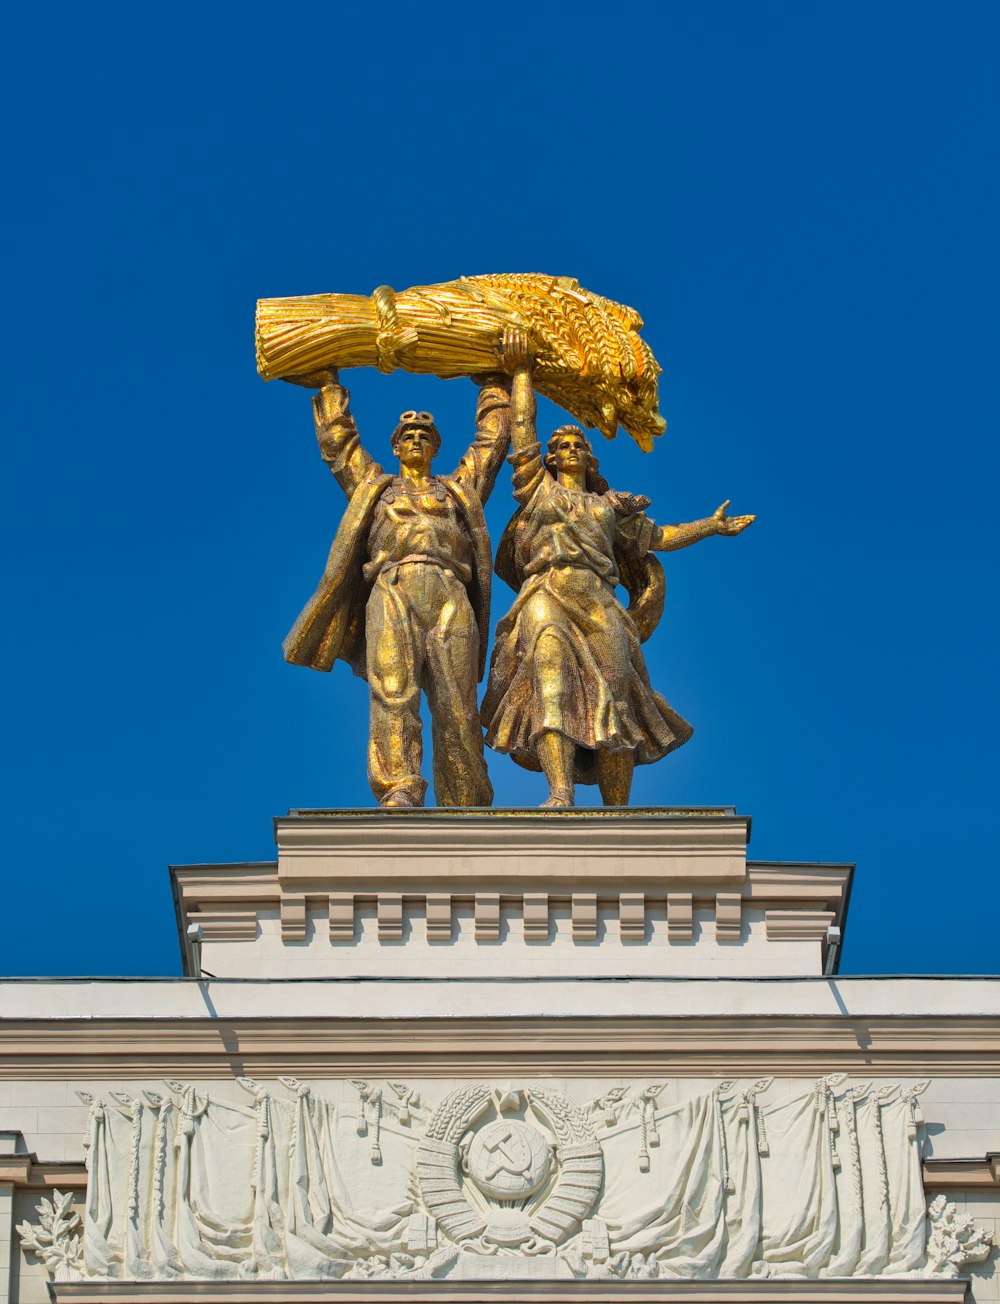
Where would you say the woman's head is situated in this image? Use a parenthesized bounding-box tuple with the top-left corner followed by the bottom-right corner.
(544, 425, 608, 492)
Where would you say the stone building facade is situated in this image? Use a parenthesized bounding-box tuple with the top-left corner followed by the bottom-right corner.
(1, 808, 997, 1300)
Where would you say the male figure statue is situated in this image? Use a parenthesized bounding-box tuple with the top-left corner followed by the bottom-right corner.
(283, 367, 512, 808)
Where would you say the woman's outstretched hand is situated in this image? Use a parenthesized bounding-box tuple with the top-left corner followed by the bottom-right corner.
(712, 500, 756, 536)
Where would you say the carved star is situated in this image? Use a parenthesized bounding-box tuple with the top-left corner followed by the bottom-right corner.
(493, 1087, 523, 1114)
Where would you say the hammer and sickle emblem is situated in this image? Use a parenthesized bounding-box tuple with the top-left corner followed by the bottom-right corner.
(481, 1126, 532, 1180)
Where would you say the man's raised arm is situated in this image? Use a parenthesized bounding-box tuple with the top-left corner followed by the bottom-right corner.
(285, 366, 375, 499)
(449, 371, 512, 506)
(451, 329, 542, 504)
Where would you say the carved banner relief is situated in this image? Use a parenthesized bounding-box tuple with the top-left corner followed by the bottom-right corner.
(18, 1077, 992, 1284)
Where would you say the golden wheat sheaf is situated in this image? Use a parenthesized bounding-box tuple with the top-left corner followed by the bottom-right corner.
(255, 273, 666, 451)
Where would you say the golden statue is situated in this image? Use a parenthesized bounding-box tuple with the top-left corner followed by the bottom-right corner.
(281, 367, 513, 808)
(260, 275, 753, 809)
(480, 334, 755, 807)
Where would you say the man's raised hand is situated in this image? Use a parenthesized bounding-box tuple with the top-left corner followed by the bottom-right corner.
(284, 366, 340, 389)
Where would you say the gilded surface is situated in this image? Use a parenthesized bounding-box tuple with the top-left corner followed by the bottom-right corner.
(268, 284, 753, 809)
(282, 367, 514, 808)
(481, 334, 754, 807)
(256, 274, 666, 450)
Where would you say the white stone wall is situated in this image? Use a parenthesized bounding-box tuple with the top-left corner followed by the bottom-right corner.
(922, 1078, 1000, 1160)
(3, 977, 999, 1020)
(0, 1184, 12, 1304)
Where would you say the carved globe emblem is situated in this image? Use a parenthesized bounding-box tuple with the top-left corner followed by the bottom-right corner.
(466, 1119, 551, 1201)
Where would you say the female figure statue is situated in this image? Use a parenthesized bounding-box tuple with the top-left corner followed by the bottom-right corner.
(481, 335, 755, 807)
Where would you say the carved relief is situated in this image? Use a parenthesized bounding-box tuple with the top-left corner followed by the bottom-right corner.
(17, 1077, 993, 1285)
(417, 1086, 602, 1256)
(925, 1195, 994, 1277)
(15, 1191, 84, 1282)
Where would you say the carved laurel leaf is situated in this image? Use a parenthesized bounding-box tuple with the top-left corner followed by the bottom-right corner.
(17, 1192, 83, 1280)
(926, 1195, 994, 1275)
(15, 1222, 44, 1251)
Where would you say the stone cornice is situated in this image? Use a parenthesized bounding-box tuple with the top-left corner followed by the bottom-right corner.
(0, 1153, 88, 1188)
(924, 1154, 1000, 1188)
(47, 1277, 971, 1302)
(1, 1013, 999, 1077)
(170, 821, 852, 976)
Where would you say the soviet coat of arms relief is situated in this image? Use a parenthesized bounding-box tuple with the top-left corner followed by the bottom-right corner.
(18, 1074, 993, 1286)
(417, 1085, 603, 1264)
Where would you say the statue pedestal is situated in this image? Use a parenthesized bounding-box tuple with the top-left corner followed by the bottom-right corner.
(172, 807, 850, 982)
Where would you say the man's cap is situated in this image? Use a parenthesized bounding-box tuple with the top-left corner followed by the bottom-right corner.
(391, 410, 441, 452)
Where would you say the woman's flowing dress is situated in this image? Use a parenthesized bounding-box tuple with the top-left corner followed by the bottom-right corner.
(481, 441, 693, 784)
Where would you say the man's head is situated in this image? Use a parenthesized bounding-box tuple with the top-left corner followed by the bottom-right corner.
(391, 410, 441, 474)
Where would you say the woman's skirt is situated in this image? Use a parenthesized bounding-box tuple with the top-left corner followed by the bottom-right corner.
(481, 565, 692, 784)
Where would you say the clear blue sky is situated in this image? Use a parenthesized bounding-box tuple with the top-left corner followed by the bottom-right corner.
(3, 3, 997, 976)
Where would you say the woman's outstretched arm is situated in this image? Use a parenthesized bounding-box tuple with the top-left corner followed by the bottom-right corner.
(652, 500, 755, 551)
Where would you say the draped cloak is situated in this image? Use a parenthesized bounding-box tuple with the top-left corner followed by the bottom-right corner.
(283, 467, 493, 682)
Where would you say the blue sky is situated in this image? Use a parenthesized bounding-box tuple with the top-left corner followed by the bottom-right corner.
(3, 2, 997, 976)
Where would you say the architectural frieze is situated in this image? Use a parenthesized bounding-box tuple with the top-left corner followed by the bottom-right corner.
(16, 1076, 992, 1288)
